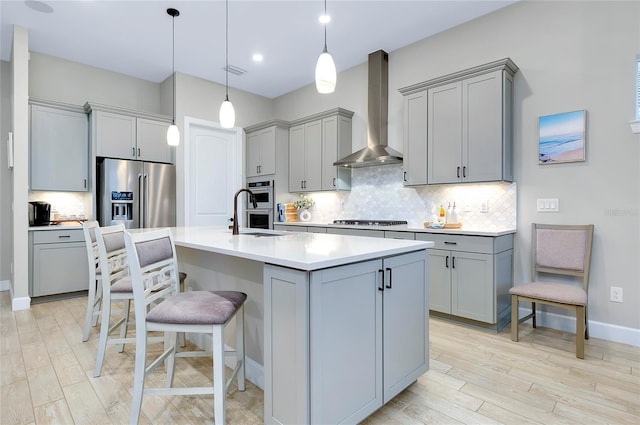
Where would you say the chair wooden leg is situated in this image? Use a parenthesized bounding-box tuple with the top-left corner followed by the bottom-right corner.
(118, 299, 131, 353)
(236, 305, 246, 391)
(510, 295, 519, 341)
(576, 306, 585, 359)
(213, 326, 226, 425)
(165, 331, 177, 388)
(585, 306, 589, 340)
(531, 301, 537, 328)
(94, 292, 112, 377)
(82, 278, 101, 342)
(130, 326, 147, 425)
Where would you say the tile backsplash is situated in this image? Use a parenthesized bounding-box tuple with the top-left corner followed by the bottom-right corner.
(288, 164, 516, 230)
(29, 191, 91, 220)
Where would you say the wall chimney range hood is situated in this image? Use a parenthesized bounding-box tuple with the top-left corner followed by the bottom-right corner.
(334, 49, 403, 168)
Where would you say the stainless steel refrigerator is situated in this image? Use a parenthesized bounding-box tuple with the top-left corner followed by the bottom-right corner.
(98, 158, 176, 229)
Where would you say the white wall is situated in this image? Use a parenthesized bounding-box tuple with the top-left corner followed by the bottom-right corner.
(0, 60, 11, 287)
(275, 0, 640, 332)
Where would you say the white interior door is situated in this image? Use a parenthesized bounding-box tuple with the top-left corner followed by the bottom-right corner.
(184, 117, 243, 227)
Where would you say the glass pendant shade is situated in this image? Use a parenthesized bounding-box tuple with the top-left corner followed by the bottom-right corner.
(166, 124, 180, 146)
(219, 97, 235, 128)
(315, 49, 336, 93)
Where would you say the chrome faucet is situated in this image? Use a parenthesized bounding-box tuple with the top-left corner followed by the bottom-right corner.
(232, 188, 257, 235)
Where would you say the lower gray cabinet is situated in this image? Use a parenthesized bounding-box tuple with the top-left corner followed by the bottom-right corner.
(264, 250, 429, 424)
(416, 233, 513, 329)
(29, 229, 89, 297)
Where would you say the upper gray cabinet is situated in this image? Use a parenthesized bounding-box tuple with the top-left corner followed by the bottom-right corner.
(400, 58, 518, 186)
(30, 99, 89, 192)
(245, 120, 289, 178)
(288, 108, 353, 193)
(84, 103, 173, 164)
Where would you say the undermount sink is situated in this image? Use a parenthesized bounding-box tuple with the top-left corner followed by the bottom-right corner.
(241, 231, 284, 237)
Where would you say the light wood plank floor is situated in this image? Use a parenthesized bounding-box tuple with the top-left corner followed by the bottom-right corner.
(1, 291, 638, 424)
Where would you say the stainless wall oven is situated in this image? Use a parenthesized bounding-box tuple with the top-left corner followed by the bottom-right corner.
(246, 180, 274, 229)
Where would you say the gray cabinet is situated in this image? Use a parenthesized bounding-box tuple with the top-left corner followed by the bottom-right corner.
(416, 232, 513, 330)
(85, 103, 173, 163)
(29, 229, 89, 297)
(326, 227, 385, 238)
(245, 121, 289, 177)
(29, 100, 89, 191)
(264, 250, 428, 424)
(399, 58, 518, 185)
(289, 108, 354, 193)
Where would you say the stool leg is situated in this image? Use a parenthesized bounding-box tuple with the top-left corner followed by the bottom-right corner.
(165, 331, 177, 388)
(94, 289, 112, 377)
(511, 295, 519, 342)
(117, 299, 131, 353)
(82, 277, 100, 342)
(236, 305, 246, 391)
(213, 325, 226, 425)
(130, 324, 147, 425)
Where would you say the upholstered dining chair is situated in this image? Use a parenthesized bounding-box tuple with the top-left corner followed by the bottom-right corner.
(82, 221, 102, 342)
(124, 228, 246, 425)
(510, 223, 594, 359)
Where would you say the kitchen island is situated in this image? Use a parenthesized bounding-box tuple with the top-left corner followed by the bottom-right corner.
(171, 226, 433, 424)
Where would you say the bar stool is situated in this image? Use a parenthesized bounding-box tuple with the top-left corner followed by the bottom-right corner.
(81, 221, 102, 342)
(124, 228, 246, 425)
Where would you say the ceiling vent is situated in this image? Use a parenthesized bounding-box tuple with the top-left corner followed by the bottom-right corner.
(223, 64, 246, 76)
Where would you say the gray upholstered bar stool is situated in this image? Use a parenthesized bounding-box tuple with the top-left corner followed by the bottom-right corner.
(125, 228, 246, 425)
(81, 221, 102, 342)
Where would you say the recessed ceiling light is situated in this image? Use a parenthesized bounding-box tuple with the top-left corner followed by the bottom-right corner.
(319, 14, 331, 24)
(252, 53, 264, 62)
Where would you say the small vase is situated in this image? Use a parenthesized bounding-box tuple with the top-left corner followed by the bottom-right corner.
(298, 208, 311, 222)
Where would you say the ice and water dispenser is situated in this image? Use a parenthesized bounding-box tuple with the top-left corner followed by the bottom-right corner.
(110, 191, 134, 221)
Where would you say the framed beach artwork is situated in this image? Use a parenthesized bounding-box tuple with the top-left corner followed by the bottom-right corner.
(538, 110, 586, 164)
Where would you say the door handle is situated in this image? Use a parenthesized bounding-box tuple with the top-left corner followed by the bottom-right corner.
(463, 166, 466, 178)
(385, 267, 392, 289)
(452, 256, 455, 269)
(84, 179, 87, 189)
(444, 241, 457, 245)
(403, 171, 407, 182)
(138, 173, 143, 226)
(132, 147, 136, 157)
(445, 255, 449, 268)
(58, 235, 71, 239)
(457, 166, 460, 178)
(138, 148, 141, 157)
(332, 177, 336, 187)
(378, 269, 385, 291)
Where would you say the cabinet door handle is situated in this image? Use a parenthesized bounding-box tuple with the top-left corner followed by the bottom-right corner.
(452, 257, 456, 269)
(444, 241, 457, 245)
(445, 255, 449, 268)
(385, 267, 392, 289)
(457, 166, 460, 178)
(58, 235, 71, 239)
(132, 147, 136, 157)
(463, 166, 466, 178)
(378, 269, 385, 291)
(403, 171, 407, 182)
(332, 177, 336, 187)
(138, 148, 141, 157)
(84, 179, 87, 189)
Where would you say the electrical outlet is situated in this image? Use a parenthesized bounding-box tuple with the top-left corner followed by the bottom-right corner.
(610, 286, 623, 303)
(480, 200, 489, 213)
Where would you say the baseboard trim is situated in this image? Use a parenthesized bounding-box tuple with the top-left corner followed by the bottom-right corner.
(518, 307, 640, 347)
(11, 296, 31, 311)
(0, 280, 10, 292)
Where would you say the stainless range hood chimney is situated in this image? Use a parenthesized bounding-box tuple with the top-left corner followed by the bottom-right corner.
(334, 50, 403, 168)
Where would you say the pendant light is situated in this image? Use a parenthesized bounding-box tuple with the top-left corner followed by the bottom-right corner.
(166, 8, 180, 146)
(219, 0, 235, 128)
(315, 0, 336, 94)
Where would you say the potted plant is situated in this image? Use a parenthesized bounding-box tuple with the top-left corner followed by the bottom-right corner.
(293, 195, 314, 222)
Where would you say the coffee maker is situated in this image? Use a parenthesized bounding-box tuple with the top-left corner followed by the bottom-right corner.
(29, 201, 51, 226)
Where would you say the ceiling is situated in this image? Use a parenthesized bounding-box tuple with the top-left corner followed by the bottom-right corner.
(1, 0, 517, 99)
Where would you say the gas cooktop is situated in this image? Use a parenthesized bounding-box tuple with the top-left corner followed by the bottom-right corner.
(332, 220, 408, 226)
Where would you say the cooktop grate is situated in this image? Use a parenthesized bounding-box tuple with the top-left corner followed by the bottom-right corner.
(332, 220, 408, 226)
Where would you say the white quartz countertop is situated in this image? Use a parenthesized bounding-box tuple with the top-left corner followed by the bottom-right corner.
(171, 226, 434, 271)
(28, 222, 84, 231)
(274, 221, 516, 237)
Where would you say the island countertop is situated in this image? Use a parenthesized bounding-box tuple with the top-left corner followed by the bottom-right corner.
(171, 226, 433, 271)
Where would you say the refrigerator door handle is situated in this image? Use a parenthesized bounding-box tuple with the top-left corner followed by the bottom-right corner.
(138, 173, 144, 227)
(143, 173, 149, 228)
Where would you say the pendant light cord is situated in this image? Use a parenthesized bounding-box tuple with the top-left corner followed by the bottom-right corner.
(323, 0, 328, 52)
(225, 0, 229, 101)
(172, 12, 176, 124)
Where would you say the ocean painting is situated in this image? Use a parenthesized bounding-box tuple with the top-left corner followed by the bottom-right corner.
(538, 110, 586, 164)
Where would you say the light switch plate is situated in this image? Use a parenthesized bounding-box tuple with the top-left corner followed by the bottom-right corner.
(537, 198, 559, 212)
